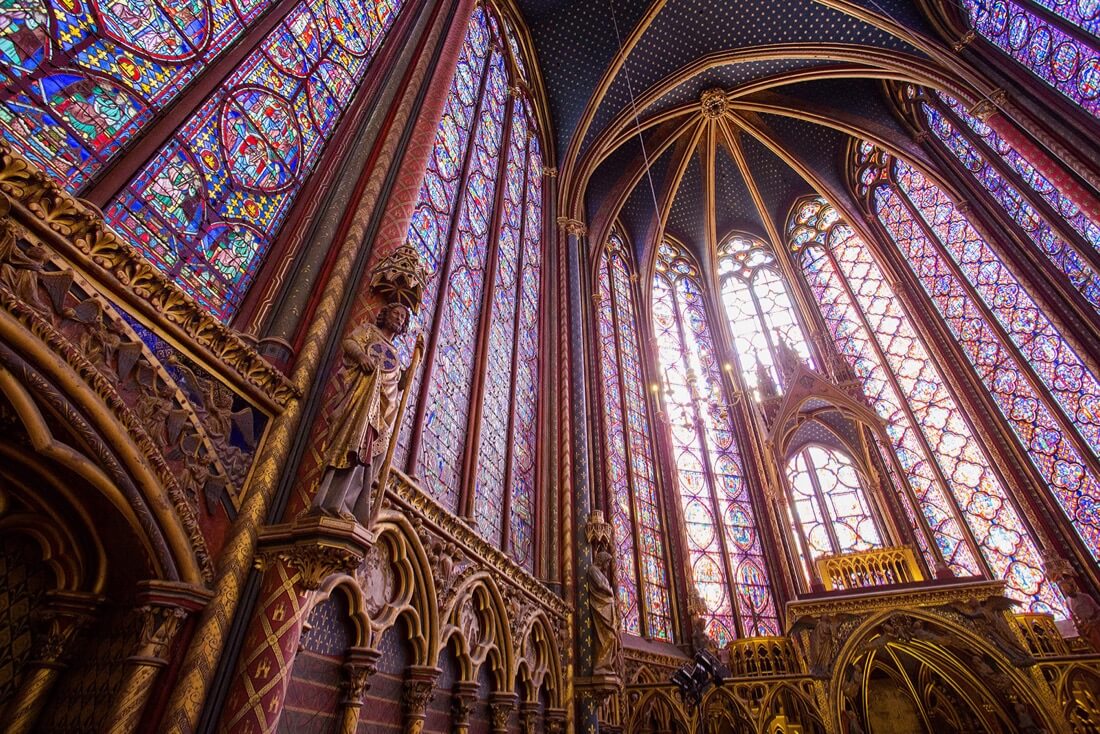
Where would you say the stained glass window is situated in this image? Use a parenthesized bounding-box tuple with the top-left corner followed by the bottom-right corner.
(653, 240, 779, 643)
(785, 445, 883, 560)
(716, 233, 814, 400)
(962, 0, 1100, 117)
(790, 195, 1066, 616)
(395, 4, 544, 570)
(0, 0, 277, 190)
(855, 145, 1100, 564)
(595, 230, 672, 640)
(102, 0, 402, 318)
(921, 90, 1100, 314)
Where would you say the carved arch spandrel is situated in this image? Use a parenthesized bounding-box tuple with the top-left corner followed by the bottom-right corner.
(440, 575, 516, 693)
(0, 362, 201, 584)
(359, 511, 439, 663)
(514, 611, 562, 707)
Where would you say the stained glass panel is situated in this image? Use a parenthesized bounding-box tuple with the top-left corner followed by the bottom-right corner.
(654, 242, 779, 642)
(786, 445, 882, 559)
(418, 48, 506, 508)
(507, 133, 542, 572)
(106, 0, 403, 317)
(0, 0, 277, 189)
(597, 233, 672, 640)
(792, 196, 1066, 616)
(964, 0, 1100, 116)
(866, 159, 1100, 561)
(922, 99, 1100, 314)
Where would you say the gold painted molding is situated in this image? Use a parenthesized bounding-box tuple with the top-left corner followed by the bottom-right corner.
(0, 142, 296, 411)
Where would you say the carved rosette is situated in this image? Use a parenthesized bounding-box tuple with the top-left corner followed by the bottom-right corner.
(699, 87, 729, 119)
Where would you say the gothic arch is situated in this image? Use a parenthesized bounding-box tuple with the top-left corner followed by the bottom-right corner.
(829, 609, 1063, 733)
(367, 510, 439, 663)
(440, 574, 516, 692)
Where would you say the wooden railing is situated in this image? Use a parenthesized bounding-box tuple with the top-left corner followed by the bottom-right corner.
(726, 636, 802, 677)
(815, 546, 923, 591)
(1013, 613, 1070, 658)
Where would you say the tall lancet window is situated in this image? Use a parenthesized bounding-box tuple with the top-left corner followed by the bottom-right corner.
(594, 229, 672, 640)
(961, 0, 1099, 117)
(918, 89, 1100, 313)
(790, 196, 1065, 616)
(716, 233, 814, 399)
(652, 239, 778, 642)
(855, 143, 1100, 565)
(396, 4, 543, 570)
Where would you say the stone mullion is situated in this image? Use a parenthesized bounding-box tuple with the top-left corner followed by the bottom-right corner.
(497, 130, 534, 556)
(819, 241, 976, 577)
(634, 271, 696, 646)
(891, 179, 1100, 495)
(1, 591, 99, 734)
(404, 37, 496, 480)
(458, 83, 518, 521)
(665, 273, 748, 638)
(602, 256, 652, 639)
(916, 102, 1100, 361)
(703, 263, 798, 618)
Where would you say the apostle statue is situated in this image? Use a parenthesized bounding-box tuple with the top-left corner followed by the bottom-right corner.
(588, 549, 621, 675)
(312, 302, 411, 521)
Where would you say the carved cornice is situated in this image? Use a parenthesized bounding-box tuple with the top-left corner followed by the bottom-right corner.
(0, 143, 296, 410)
(786, 580, 1008, 630)
(385, 471, 569, 619)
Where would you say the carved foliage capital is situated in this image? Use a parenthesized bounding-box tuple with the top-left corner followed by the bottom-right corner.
(556, 217, 586, 237)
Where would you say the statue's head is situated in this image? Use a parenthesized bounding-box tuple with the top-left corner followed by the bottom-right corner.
(377, 302, 411, 335)
(595, 550, 613, 569)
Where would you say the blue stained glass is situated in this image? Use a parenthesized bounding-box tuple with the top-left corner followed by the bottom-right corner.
(0, 0, 278, 189)
(104, 0, 404, 318)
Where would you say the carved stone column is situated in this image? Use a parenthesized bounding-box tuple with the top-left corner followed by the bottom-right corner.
(218, 516, 374, 734)
(401, 665, 440, 734)
(519, 700, 540, 734)
(104, 582, 213, 734)
(3, 591, 99, 734)
(546, 707, 567, 734)
(451, 680, 479, 734)
(338, 647, 380, 734)
(489, 692, 516, 734)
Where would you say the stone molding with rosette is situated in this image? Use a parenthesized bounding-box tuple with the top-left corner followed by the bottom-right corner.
(0, 142, 295, 410)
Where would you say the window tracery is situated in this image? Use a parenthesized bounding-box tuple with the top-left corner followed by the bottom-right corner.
(854, 143, 1100, 566)
(716, 233, 814, 400)
(594, 229, 672, 640)
(962, 0, 1100, 117)
(785, 444, 883, 561)
(652, 239, 779, 642)
(395, 3, 543, 571)
(789, 195, 1066, 616)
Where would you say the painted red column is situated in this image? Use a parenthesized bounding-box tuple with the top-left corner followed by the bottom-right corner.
(217, 517, 374, 734)
(368, 0, 479, 268)
(982, 109, 1100, 228)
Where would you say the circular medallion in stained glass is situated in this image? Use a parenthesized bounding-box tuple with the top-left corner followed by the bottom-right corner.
(91, 0, 209, 62)
(220, 87, 300, 192)
(326, 0, 371, 56)
(1051, 41, 1081, 82)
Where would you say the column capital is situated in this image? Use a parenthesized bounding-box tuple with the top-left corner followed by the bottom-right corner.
(402, 665, 441, 726)
(31, 590, 101, 666)
(255, 514, 375, 591)
(489, 691, 517, 732)
(556, 217, 586, 237)
(451, 680, 479, 726)
(967, 89, 1008, 122)
(340, 648, 380, 706)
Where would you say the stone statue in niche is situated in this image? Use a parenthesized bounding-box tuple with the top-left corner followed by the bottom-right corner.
(588, 549, 621, 675)
(312, 302, 411, 521)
